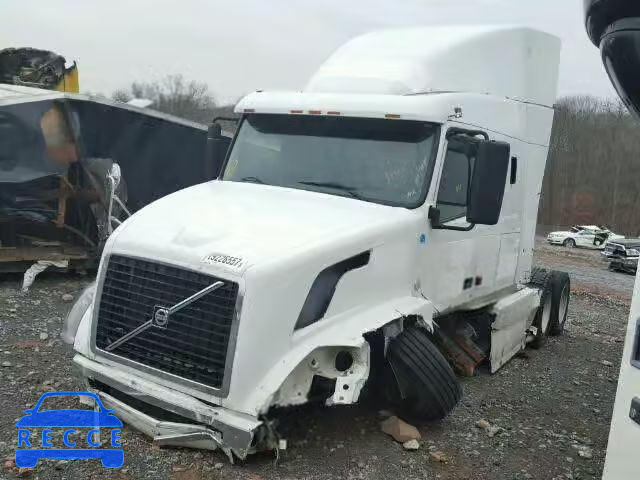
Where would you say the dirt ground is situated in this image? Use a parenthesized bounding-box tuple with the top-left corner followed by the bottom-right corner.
(534, 238, 636, 302)
(0, 239, 633, 480)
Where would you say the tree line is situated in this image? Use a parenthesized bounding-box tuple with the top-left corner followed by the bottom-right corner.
(539, 96, 640, 236)
(110, 75, 238, 129)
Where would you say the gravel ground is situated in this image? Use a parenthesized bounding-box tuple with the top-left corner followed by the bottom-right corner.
(0, 242, 633, 480)
(534, 238, 636, 302)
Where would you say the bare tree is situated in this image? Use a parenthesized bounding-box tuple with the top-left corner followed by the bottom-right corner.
(111, 89, 132, 103)
(111, 75, 224, 124)
(539, 95, 640, 236)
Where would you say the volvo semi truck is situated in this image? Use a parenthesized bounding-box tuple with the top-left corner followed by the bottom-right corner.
(62, 25, 568, 460)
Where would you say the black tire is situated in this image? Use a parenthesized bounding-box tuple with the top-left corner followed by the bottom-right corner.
(563, 238, 576, 248)
(549, 271, 571, 336)
(385, 327, 462, 420)
(528, 267, 553, 348)
(594, 239, 604, 247)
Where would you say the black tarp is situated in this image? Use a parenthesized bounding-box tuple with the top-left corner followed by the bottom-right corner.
(0, 96, 213, 211)
(69, 99, 210, 211)
(1, 95, 223, 254)
(0, 99, 67, 183)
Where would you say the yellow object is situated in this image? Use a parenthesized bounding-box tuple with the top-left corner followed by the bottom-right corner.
(54, 62, 79, 93)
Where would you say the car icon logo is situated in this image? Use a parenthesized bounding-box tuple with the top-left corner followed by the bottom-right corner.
(15, 391, 124, 468)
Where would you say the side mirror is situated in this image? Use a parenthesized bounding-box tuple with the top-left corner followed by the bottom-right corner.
(466, 140, 510, 225)
(204, 122, 231, 180)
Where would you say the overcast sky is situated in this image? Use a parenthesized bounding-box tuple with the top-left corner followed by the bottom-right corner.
(1, 0, 615, 105)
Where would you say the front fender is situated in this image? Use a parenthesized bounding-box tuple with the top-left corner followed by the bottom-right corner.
(248, 295, 435, 413)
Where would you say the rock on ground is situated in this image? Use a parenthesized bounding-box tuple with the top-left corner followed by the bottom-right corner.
(402, 439, 420, 451)
(380, 416, 421, 443)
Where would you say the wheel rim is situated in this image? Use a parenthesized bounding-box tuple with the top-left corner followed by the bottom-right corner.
(558, 283, 569, 325)
(540, 295, 552, 333)
(565, 240, 575, 248)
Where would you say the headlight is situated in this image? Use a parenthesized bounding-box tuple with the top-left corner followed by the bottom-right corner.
(627, 249, 640, 257)
(61, 283, 96, 345)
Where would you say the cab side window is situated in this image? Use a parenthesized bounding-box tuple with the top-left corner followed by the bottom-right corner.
(435, 144, 474, 223)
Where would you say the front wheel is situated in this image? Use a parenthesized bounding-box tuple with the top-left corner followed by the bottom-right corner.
(563, 238, 576, 248)
(385, 327, 462, 421)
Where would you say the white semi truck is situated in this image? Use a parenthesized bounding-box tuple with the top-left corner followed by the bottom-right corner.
(63, 25, 569, 460)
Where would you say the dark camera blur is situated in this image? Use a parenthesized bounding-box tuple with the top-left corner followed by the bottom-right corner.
(585, 0, 640, 117)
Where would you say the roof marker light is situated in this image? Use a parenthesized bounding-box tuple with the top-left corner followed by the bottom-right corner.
(290, 109, 303, 114)
(326, 111, 341, 116)
(308, 110, 322, 115)
(385, 114, 401, 119)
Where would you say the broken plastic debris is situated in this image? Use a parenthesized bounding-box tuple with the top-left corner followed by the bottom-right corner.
(21, 260, 69, 292)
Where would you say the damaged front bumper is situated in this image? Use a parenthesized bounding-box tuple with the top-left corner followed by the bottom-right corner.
(74, 354, 263, 460)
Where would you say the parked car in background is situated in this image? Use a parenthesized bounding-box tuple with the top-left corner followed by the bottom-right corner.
(546, 225, 624, 249)
(602, 239, 640, 274)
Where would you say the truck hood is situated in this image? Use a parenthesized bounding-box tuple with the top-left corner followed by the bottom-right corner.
(106, 180, 419, 275)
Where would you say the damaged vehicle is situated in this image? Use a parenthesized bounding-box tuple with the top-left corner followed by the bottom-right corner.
(0, 85, 227, 284)
(546, 225, 624, 249)
(0, 47, 79, 92)
(64, 26, 570, 461)
(602, 238, 640, 274)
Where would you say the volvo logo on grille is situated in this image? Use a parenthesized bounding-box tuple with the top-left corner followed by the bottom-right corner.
(152, 307, 170, 328)
(104, 280, 225, 352)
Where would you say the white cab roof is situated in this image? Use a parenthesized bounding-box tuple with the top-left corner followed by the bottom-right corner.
(305, 26, 560, 107)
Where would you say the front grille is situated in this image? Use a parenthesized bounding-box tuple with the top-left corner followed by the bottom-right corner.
(95, 255, 239, 390)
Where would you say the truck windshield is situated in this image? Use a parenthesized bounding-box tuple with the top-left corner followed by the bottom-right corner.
(222, 114, 439, 207)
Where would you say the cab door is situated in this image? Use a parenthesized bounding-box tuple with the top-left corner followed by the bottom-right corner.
(420, 134, 505, 309)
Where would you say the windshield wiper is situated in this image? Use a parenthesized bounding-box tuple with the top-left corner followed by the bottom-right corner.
(239, 176, 266, 184)
(297, 181, 364, 200)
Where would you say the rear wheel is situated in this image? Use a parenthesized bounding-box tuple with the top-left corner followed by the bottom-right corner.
(385, 327, 462, 420)
(549, 271, 571, 336)
(563, 238, 576, 248)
